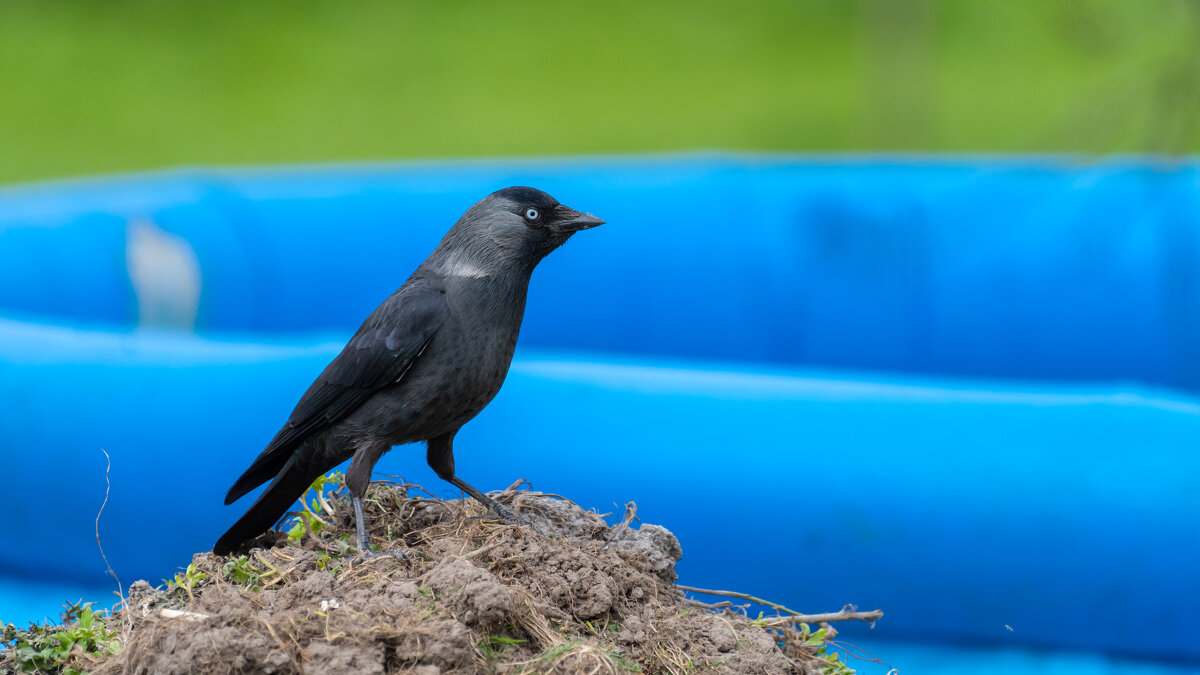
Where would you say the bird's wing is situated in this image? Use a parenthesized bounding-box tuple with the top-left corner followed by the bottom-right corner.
(224, 278, 446, 504)
(276, 278, 446, 450)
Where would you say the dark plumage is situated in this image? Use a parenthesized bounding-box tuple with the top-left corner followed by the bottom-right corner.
(213, 187, 603, 556)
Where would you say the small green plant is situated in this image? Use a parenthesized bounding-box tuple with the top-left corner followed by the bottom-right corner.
(405, 584, 439, 616)
(477, 634, 526, 659)
(583, 616, 620, 635)
(286, 471, 343, 544)
(331, 533, 355, 556)
(286, 509, 326, 543)
(314, 549, 348, 575)
(165, 563, 207, 601)
(221, 555, 262, 590)
(527, 641, 579, 668)
(1, 602, 121, 674)
(791, 623, 856, 675)
(526, 641, 641, 673)
(820, 652, 855, 675)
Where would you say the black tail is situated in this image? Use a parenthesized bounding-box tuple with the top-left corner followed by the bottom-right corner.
(224, 434, 298, 505)
(213, 453, 324, 555)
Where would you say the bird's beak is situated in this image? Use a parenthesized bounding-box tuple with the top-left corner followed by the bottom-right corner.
(553, 206, 605, 232)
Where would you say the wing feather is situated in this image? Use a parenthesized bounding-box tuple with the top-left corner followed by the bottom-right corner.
(224, 277, 445, 504)
(275, 278, 445, 450)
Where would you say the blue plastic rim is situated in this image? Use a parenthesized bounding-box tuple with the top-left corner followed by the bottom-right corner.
(1, 155, 1198, 664)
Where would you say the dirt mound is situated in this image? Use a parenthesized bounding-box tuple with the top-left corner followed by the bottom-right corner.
(15, 482, 865, 674)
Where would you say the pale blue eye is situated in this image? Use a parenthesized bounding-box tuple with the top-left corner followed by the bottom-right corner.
(525, 208, 540, 220)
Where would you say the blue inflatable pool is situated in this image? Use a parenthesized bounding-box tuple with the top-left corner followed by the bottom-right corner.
(1, 155, 1198, 672)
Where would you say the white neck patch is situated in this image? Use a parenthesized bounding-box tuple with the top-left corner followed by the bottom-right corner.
(440, 250, 492, 279)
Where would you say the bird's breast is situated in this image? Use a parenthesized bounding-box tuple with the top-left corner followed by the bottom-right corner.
(369, 277, 528, 440)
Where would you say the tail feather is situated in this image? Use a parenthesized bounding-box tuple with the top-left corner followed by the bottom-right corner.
(224, 435, 296, 505)
(213, 452, 326, 555)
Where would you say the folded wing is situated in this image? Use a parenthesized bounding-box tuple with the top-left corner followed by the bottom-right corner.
(223, 277, 446, 504)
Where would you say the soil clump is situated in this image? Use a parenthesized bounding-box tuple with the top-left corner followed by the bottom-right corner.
(12, 482, 858, 674)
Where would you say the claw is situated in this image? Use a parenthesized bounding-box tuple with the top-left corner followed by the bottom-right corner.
(491, 503, 530, 525)
(478, 503, 545, 535)
(446, 475, 546, 534)
(357, 547, 409, 561)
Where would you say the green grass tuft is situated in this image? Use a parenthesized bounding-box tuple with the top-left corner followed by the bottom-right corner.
(1, 601, 121, 675)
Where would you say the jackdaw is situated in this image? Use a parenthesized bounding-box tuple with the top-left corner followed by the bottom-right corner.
(213, 187, 603, 555)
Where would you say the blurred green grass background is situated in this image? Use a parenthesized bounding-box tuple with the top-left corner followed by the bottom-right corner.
(1, 0, 1198, 186)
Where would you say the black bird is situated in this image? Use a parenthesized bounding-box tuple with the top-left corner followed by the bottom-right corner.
(213, 187, 603, 556)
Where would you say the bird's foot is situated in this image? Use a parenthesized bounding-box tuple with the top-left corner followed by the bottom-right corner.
(472, 502, 545, 534)
(446, 476, 545, 533)
(491, 502, 532, 526)
(356, 546, 409, 561)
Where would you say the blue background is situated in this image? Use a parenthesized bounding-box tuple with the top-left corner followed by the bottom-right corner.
(1, 155, 1197, 672)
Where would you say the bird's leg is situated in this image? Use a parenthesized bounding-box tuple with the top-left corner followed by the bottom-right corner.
(447, 475, 533, 526)
(352, 495, 371, 553)
(352, 494, 407, 560)
(427, 432, 539, 531)
(346, 442, 407, 560)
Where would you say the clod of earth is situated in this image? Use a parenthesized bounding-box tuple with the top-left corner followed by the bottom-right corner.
(6, 483, 872, 674)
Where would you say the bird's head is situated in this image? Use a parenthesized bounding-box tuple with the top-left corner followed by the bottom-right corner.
(435, 186, 604, 275)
